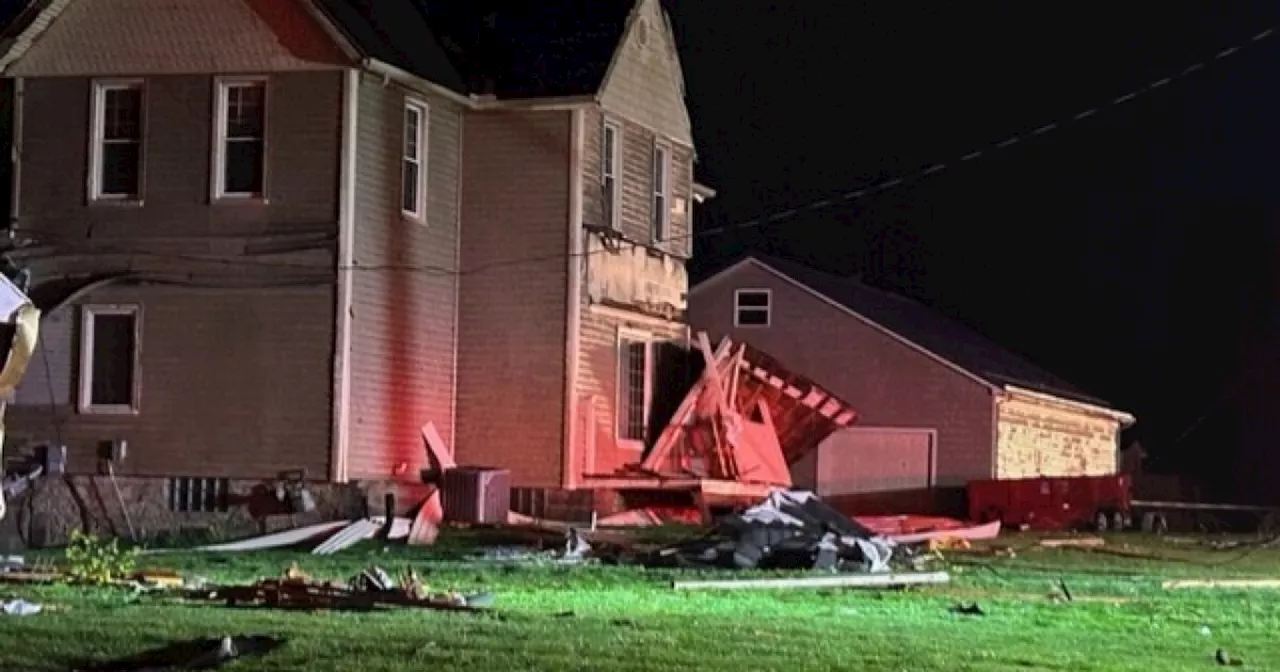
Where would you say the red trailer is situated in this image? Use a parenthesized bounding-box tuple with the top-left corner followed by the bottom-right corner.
(967, 474, 1132, 532)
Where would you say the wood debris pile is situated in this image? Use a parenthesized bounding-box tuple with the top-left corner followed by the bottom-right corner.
(192, 564, 494, 613)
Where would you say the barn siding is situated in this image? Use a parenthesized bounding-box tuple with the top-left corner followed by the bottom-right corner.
(994, 395, 1120, 478)
(454, 110, 572, 488)
(344, 74, 462, 480)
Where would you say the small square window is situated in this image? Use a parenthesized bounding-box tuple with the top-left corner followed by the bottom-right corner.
(734, 289, 771, 327)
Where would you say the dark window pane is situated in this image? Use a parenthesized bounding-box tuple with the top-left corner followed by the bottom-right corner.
(90, 313, 135, 406)
(224, 140, 264, 194)
(103, 88, 142, 140)
(402, 160, 419, 212)
(737, 291, 770, 307)
(736, 308, 769, 326)
(652, 194, 666, 239)
(225, 85, 265, 138)
(404, 108, 420, 159)
(618, 340, 648, 440)
(101, 142, 140, 196)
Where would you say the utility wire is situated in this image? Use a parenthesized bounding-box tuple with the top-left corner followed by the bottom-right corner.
(12, 24, 1277, 278)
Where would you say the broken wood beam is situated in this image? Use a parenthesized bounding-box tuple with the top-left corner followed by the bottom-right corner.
(672, 571, 950, 591)
(1162, 578, 1280, 590)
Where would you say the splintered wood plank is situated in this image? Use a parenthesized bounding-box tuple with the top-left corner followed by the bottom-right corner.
(421, 422, 456, 471)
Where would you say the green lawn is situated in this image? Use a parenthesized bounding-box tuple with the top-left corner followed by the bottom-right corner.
(1, 531, 1278, 671)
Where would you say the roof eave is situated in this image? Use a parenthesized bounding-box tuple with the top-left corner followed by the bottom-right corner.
(1002, 385, 1137, 427)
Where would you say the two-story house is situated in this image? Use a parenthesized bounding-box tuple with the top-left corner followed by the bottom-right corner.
(0, 0, 707, 540)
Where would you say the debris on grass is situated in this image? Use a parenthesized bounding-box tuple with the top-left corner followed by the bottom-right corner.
(670, 571, 950, 591)
(1039, 537, 1105, 548)
(1163, 578, 1280, 590)
(1, 598, 40, 616)
(76, 634, 286, 671)
(948, 602, 984, 616)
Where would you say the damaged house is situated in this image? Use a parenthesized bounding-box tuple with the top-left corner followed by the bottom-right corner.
(0, 0, 715, 541)
(689, 255, 1137, 515)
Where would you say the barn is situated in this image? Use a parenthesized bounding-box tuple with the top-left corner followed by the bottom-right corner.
(688, 255, 1136, 514)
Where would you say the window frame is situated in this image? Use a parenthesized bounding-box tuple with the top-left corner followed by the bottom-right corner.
(602, 120, 621, 230)
(733, 288, 772, 328)
(88, 78, 146, 204)
(401, 98, 429, 222)
(651, 142, 670, 242)
(210, 75, 269, 202)
(78, 303, 142, 415)
(615, 328, 654, 448)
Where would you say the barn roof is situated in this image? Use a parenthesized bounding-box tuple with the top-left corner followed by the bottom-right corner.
(699, 254, 1115, 408)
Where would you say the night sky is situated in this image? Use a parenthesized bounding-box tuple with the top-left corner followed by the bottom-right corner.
(670, 2, 1280, 494)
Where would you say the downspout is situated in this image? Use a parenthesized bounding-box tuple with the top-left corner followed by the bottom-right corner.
(330, 68, 359, 483)
(448, 108, 462, 456)
(9, 78, 23, 230)
(562, 109, 585, 489)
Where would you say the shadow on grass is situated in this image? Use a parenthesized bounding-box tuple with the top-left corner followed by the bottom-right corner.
(71, 634, 286, 671)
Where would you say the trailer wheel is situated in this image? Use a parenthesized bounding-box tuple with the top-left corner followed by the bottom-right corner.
(1094, 511, 1109, 533)
(1112, 511, 1127, 532)
(1141, 512, 1169, 535)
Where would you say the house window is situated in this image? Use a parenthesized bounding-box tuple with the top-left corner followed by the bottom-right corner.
(651, 144, 670, 241)
(617, 335, 652, 442)
(213, 77, 267, 199)
(402, 99, 428, 219)
(734, 289, 772, 327)
(89, 80, 144, 200)
(78, 305, 140, 414)
(602, 121, 620, 229)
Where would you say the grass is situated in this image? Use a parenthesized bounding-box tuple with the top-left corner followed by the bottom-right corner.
(0, 530, 1278, 671)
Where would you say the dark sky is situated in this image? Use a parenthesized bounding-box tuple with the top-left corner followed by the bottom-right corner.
(669, 2, 1280, 492)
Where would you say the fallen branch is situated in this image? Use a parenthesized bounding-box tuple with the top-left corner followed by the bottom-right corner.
(672, 571, 950, 591)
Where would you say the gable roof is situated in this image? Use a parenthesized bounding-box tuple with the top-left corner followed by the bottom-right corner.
(698, 254, 1115, 409)
(0, 0, 645, 100)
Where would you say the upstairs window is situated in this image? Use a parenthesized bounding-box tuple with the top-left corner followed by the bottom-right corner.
(651, 144, 669, 241)
(617, 335, 652, 443)
(402, 100, 428, 220)
(734, 289, 772, 327)
(602, 121, 620, 229)
(90, 80, 144, 200)
(79, 304, 141, 414)
(213, 78, 267, 199)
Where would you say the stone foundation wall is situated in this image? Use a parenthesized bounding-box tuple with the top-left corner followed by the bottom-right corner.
(13, 475, 370, 548)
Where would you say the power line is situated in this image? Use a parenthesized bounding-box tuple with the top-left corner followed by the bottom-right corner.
(12, 24, 1276, 279)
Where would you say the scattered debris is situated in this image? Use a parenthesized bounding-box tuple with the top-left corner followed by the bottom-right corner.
(948, 601, 984, 616)
(1039, 537, 1105, 548)
(855, 515, 1001, 544)
(1163, 578, 1280, 590)
(203, 575, 491, 613)
(671, 571, 950, 592)
(1216, 648, 1244, 666)
(644, 489, 895, 572)
(1, 598, 40, 616)
(76, 634, 286, 671)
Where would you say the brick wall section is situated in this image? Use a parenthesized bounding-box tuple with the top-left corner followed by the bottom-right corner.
(345, 75, 462, 480)
(454, 110, 572, 488)
(575, 307, 687, 477)
(688, 264, 997, 488)
(995, 395, 1120, 478)
(5, 0, 347, 77)
(596, 0, 693, 147)
(7, 284, 335, 479)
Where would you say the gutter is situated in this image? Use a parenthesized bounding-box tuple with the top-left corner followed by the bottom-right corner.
(562, 109, 585, 489)
(329, 68, 359, 483)
(361, 58, 595, 113)
(361, 58, 473, 108)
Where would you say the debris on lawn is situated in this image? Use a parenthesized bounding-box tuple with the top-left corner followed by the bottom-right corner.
(948, 601, 985, 616)
(189, 563, 495, 613)
(642, 489, 896, 572)
(1, 598, 40, 616)
(1039, 537, 1106, 548)
(1216, 648, 1245, 666)
(853, 515, 1001, 545)
(77, 634, 286, 671)
(1163, 578, 1280, 590)
(671, 571, 950, 591)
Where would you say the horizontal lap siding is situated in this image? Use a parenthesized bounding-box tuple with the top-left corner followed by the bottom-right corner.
(455, 111, 571, 488)
(575, 308, 686, 477)
(6, 71, 343, 479)
(346, 76, 462, 481)
(689, 265, 996, 489)
(995, 397, 1119, 478)
(6, 284, 334, 478)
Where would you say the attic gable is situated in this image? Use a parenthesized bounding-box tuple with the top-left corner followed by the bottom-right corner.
(598, 0, 693, 146)
(3, 0, 349, 77)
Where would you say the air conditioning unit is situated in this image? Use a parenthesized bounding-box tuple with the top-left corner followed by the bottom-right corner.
(442, 467, 511, 524)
